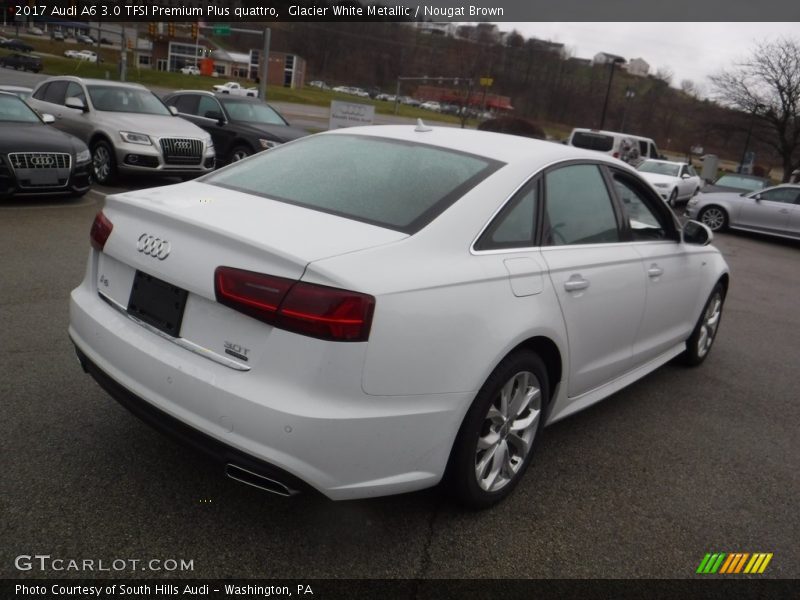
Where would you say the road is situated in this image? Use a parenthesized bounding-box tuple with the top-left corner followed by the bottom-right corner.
(1, 182, 798, 579)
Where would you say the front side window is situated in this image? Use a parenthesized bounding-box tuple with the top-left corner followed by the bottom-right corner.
(612, 174, 668, 241)
(543, 164, 620, 246)
(197, 96, 222, 119)
(206, 134, 502, 233)
(65, 82, 85, 105)
(757, 187, 800, 204)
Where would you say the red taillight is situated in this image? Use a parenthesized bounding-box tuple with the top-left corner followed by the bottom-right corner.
(90, 210, 113, 251)
(215, 267, 375, 342)
(612, 152, 620, 158)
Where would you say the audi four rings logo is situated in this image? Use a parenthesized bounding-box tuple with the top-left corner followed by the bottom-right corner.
(31, 156, 54, 166)
(174, 141, 191, 150)
(137, 234, 171, 260)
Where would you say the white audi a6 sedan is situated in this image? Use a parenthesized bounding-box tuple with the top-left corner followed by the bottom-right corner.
(69, 125, 730, 508)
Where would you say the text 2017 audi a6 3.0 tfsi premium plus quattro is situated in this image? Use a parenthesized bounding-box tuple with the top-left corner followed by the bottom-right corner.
(69, 124, 730, 508)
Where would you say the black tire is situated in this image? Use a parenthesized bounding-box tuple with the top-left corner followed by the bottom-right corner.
(678, 282, 725, 366)
(447, 350, 549, 509)
(91, 140, 117, 185)
(698, 206, 728, 232)
(668, 189, 678, 207)
(229, 144, 252, 163)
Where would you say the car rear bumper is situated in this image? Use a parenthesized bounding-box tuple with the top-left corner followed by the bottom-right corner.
(69, 267, 468, 500)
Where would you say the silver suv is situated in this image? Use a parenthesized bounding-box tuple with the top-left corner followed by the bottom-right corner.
(28, 77, 215, 184)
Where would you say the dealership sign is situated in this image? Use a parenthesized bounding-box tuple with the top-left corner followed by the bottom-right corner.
(329, 101, 375, 130)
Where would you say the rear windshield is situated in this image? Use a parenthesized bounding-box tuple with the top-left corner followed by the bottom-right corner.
(715, 174, 768, 192)
(205, 134, 502, 233)
(571, 132, 614, 152)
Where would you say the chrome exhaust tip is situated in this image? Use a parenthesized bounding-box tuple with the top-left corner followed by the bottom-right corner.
(225, 464, 299, 497)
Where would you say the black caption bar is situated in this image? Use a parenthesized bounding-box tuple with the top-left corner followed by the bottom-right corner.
(3, 579, 800, 600)
(1, 0, 799, 22)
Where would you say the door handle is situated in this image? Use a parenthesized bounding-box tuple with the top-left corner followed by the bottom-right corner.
(564, 275, 589, 292)
(647, 265, 664, 278)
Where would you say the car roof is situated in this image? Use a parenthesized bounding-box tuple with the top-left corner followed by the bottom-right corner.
(717, 173, 769, 181)
(168, 90, 263, 103)
(641, 159, 686, 166)
(0, 85, 33, 92)
(37, 76, 144, 89)
(325, 124, 636, 169)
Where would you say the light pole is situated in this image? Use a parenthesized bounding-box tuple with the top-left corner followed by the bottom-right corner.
(599, 57, 625, 130)
(738, 103, 764, 173)
(619, 87, 635, 132)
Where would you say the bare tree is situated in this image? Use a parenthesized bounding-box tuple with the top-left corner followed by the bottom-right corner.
(710, 38, 800, 181)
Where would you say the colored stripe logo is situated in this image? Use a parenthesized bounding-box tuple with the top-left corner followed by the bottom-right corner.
(696, 552, 773, 574)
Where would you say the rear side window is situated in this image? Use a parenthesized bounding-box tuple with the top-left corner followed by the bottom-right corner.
(475, 182, 538, 250)
(571, 132, 614, 152)
(543, 164, 620, 245)
(171, 94, 198, 115)
(206, 134, 502, 233)
(32, 82, 50, 100)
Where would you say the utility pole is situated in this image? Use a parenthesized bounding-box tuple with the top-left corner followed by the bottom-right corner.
(120, 26, 127, 81)
(259, 28, 270, 101)
(599, 58, 624, 130)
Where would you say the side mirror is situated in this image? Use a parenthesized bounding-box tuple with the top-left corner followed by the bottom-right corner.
(41, 113, 56, 124)
(681, 173, 690, 179)
(168, 106, 179, 116)
(754, 193, 762, 201)
(682, 220, 713, 246)
(204, 110, 225, 125)
(64, 96, 86, 112)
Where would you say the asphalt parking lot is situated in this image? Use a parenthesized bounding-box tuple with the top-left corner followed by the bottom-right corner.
(1, 184, 798, 580)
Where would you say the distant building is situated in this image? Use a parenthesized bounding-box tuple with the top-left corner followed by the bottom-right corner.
(593, 52, 626, 66)
(624, 57, 650, 77)
(529, 39, 567, 58)
(415, 22, 457, 37)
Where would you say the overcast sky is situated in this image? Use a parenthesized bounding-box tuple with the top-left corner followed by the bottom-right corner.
(505, 22, 800, 94)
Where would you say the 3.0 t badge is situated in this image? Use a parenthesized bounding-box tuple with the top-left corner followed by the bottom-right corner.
(137, 233, 171, 260)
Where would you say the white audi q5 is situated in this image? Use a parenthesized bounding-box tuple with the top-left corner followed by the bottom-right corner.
(69, 124, 730, 507)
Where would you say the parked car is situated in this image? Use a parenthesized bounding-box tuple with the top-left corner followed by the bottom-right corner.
(64, 49, 82, 59)
(637, 159, 704, 206)
(701, 173, 771, 194)
(420, 101, 442, 112)
(28, 77, 215, 185)
(76, 34, 95, 44)
(69, 126, 729, 508)
(100, 37, 113, 45)
(211, 81, 258, 97)
(180, 65, 200, 75)
(51, 31, 66, 41)
(0, 85, 33, 100)
(308, 80, 328, 89)
(0, 53, 42, 73)
(164, 91, 308, 164)
(27, 27, 45, 36)
(76, 50, 98, 63)
(0, 39, 35, 52)
(567, 128, 661, 164)
(685, 184, 800, 239)
(0, 91, 92, 199)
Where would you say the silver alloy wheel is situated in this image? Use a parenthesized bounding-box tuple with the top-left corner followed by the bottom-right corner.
(231, 149, 250, 162)
(700, 207, 725, 231)
(696, 291, 722, 358)
(669, 189, 678, 207)
(475, 370, 541, 493)
(93, 145, 111, 182)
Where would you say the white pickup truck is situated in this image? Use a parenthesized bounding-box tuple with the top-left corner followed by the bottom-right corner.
(211, 81, 258, 97)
